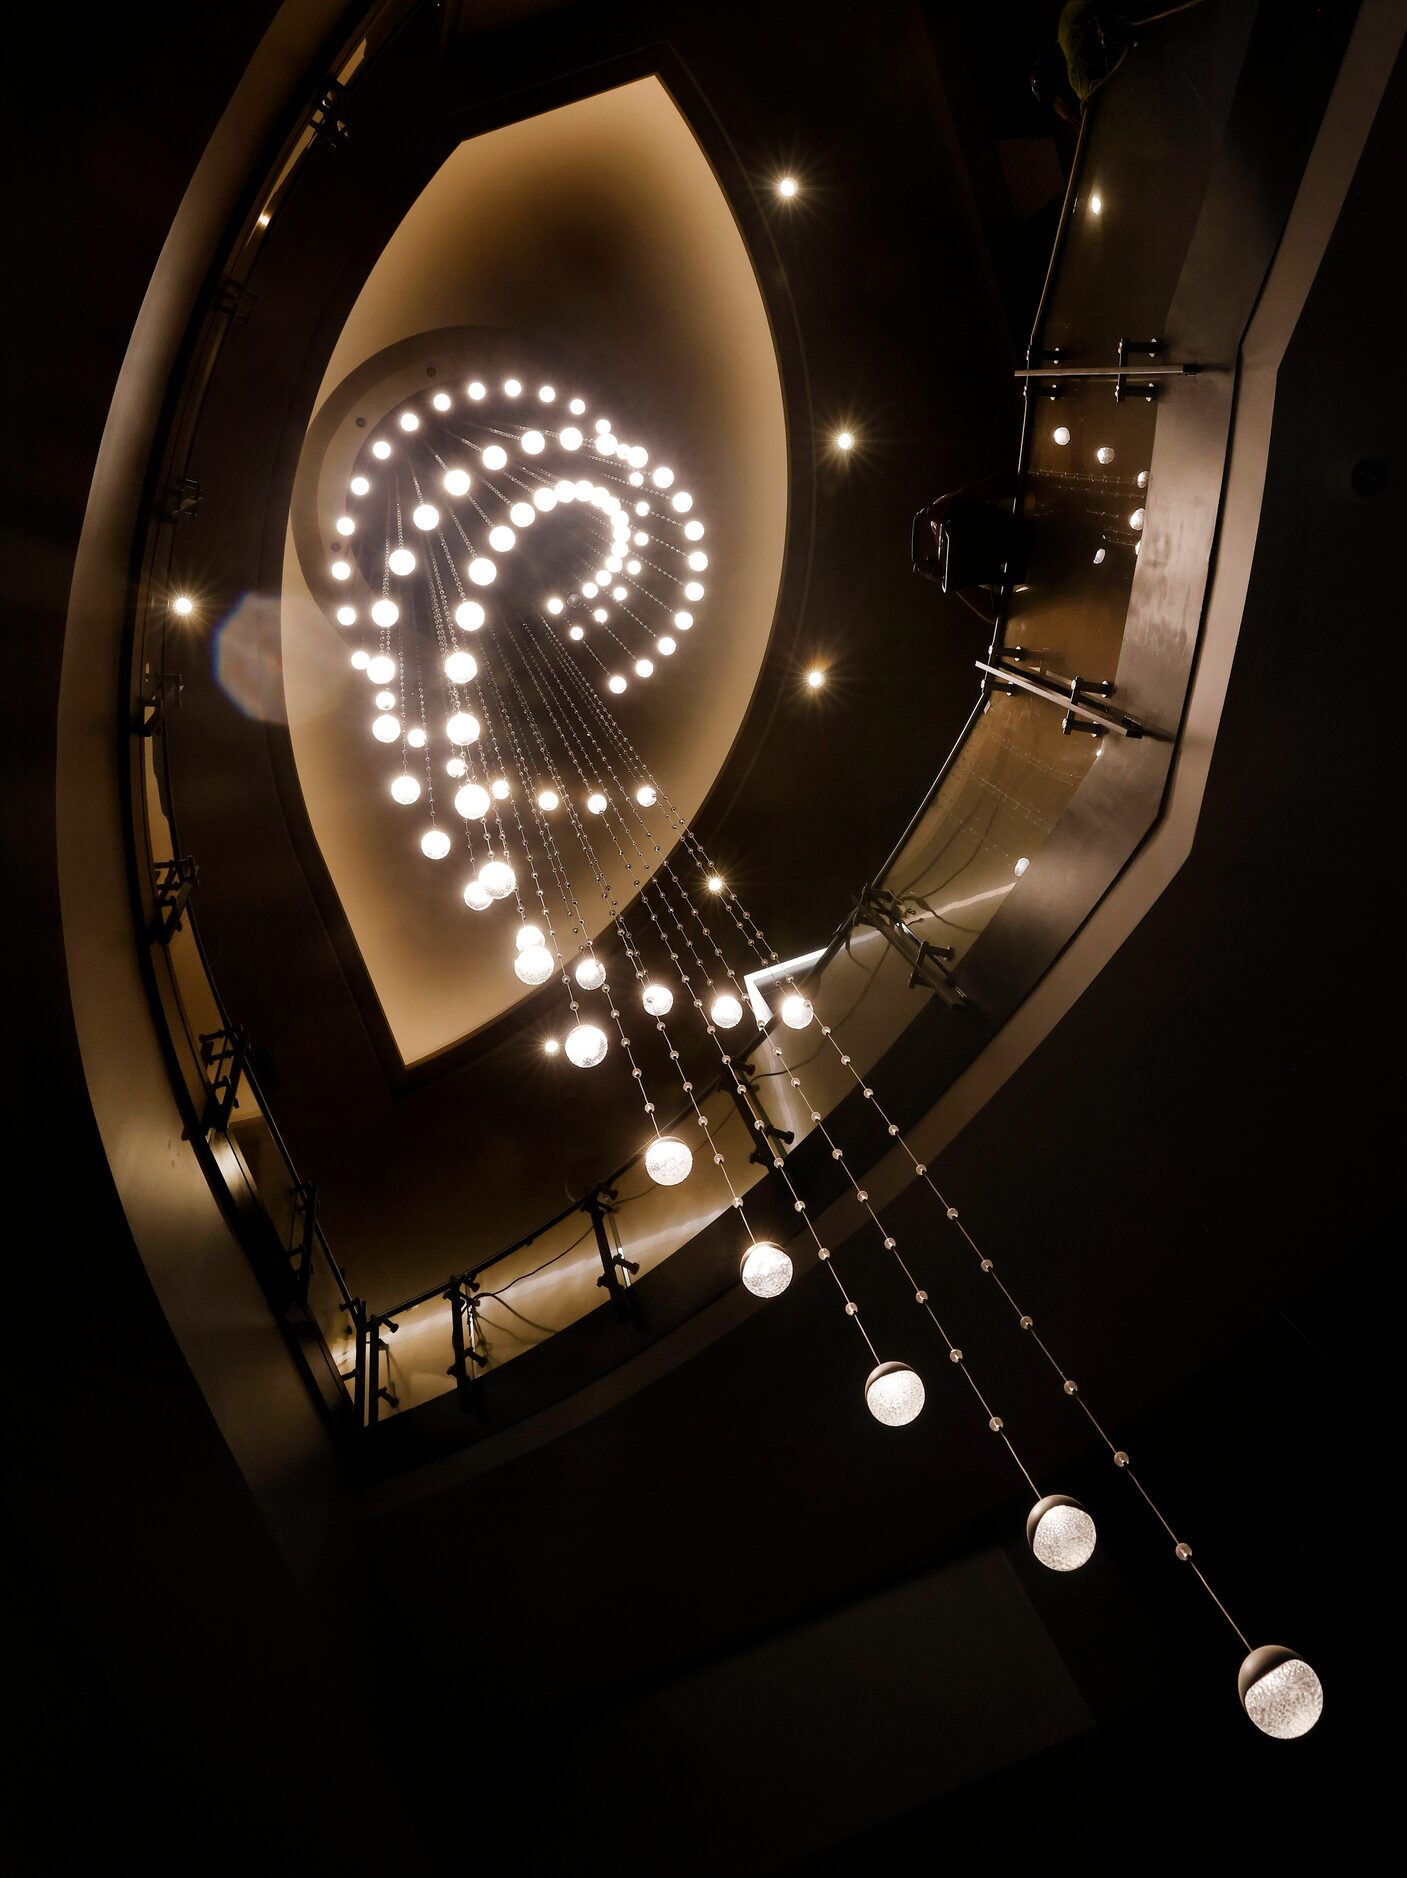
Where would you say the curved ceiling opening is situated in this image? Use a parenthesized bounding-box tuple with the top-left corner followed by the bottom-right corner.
(280, 77, 786, 1065)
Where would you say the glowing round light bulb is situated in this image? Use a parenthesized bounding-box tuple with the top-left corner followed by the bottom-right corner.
(538, 385, 556, 403)
(1094, 547, 1107, 565)
(336, 606, 357, 627)
(780, 993, 813, 1029)
(631, 659, 652, 680)
(399, 411, 420, 432)
(687, 552, 708, 573)
(336, 516, 355, 537)
(684, 581, 705, 602)
(490, 779, 510, 801)
(537, 789, 559, 812)
(706, 875, 724, 894)
(444, 650, 478, 684)
(372, 440, 392, 460)
(446, 712, 480, 746)
(612, 584, 628, 601)
(835, 431, 855, 452)
(635, 784, 657, 807)
(371, 599, 400, 628)
(374, 690, 396, 710)
(509, 503, 535, 529)
(388, 548, 416, 576)
(569, 398, 586, 416)
(574, 957, 606, 991)
(684, 520, 705, 540)
(390, 774, 420, 805)
(1053, 426, 1071, 447)
(1137, 469, 1150, 490)
(629, 446, 648, 470)
(1027, 1495, 1097, 1572)
(586, 792, 607, 815)
(544, 1037, 560, 1055)
(633, 531, 649, 547)
(455, 600, 485, 631)
(454, 783, 490, 820)
(645, 1135, 693, 1186)
(546, 597, 564, 616)
(806, 669, 826, 689)
(533, 489, 557, 515)
(503, 378, 522, 396)
(674, 611, 693, 630)
(478, 859, 516, 900)
(777, 175, 798, 198)
(482, 445, 508, 471)
(652, 467, 674, 488)
(521, 431, 545, 455)
(488, 525, 516, 553)
(1014, 855, 1031, 877)
(627, 558, 642, 574)
(1095, 446, 1115, 465)
(596, 434, 617, 456)
(1089, 192, 1103, 216)
(412, 503, 440, 531)
(433, 391, 452, 412)
(564, 1023, 608, 1068)
(608, 675, 627, 695)
(740, 1241, 793, 1299)
(710, 992, 743, 1029)
(560, 426, 583, 451)
(366, 654, 396, 684)
(468, 558, 497, 586)
(420, 828, 451, 860)
(592, 609, 608, 624)
(350, 475, 370, 496)
(371, 715, 400, 743)
(464, 880, 492, 910)
(467, 381, 486, 401)
(595, 418, 611, 435)
(407, 727, 426, 749)
(446, 757, 466, 778)
(1239, 1648, 1324, 1740)
(865, 1362, 925, 1426)
(628, 471, 644, 486)
(642, 983, 673, 1016)
(1130, 508, 1146, 530)
(570, 626, 585, 642)
(444, 468, 471, 497)
(672, 492, 693, 513)
(514, 945, 555, 986)
(658, 636, 676, 656)
(331, 560, 352, 581)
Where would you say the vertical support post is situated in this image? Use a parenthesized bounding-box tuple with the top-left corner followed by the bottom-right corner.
(586, 1186, 638, 1320)
(446, 1281, 472, 1413)
(292, 1181, 317, 1301)
(367, 1316, 381, 1429)
(351, 1302, 367, 1431)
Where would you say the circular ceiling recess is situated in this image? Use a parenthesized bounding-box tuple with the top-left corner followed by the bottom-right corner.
(281, 80, 785, 1067)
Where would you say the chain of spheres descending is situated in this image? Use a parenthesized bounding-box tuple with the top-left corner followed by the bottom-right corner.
(316, 374, 1323, 1745)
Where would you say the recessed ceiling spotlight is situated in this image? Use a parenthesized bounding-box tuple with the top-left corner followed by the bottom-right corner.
(706, 874, 724, 894)
(171, 595, 195, 617)
(835, 431, 854, 452)
(777, 175, 799, 199)
(806, 668, 826, 689)
(543, 1038, 561, 1056)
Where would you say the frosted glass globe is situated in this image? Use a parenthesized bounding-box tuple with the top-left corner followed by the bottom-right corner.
(489, 525, 516, 553)
(464, 880, 492, 911)
(582, 583, 598, 599)
(510, 502, 535, 528)
(546, 597, 564, 615)
(1239, 1648, 1324, 1740)
(672, 492, 693, 513)
(371, 599, 399, 628)
(446, 757, 466, 778)
(467, 381, 486, 400)
(390, 774, 420, 805)
(687, 552, 708, 572)
(412, 504, 440, 532)
(560, 426, 583, 450)
(1096, 446, 1114, 465)
(516, 924, 545, 951)
(564, 1023, 608, 1068)
(635, 659, 654, 678)
(865, 1362, 925, 1426)
(575, 957, 606, 991)
(432, 392, 451, 411)
(593, 609, 609, 624)
(366, 654, 395, 684)
(514, 944, 555, 986)
(608, 675, 627, 695)
(336, 605, 357, 626)
(710, 993, 743, 1029)
(537, 788, 559, 811)
(420, 828, 451, 860)
(645, 1135, 693, 1186)
(407, 727, 426, 749)
(521, 431, 545, 455)
(478, 860, 516, 900)
(1027, 1496, 1097, 1571)
(570, 627, 585, 642)
(740, 1241, 793, 1299)
(375, 690, 396, 710)
(538, 385, 556, 403)
(1130, 508, 1146, 531)
(350, 475, 370, 496)
(642, 983, 673, 1016)
(454, 783, 490, 820)
(399, 411, 419, 432)
(468, 558, 496, 586)
(331, 560, 351, 581)
(534, 488, 557, 513)
(569, 398, 586, 415)
(504, 378, 522, 396)
(388, 548, 416, 576)
(371, 714, 400, 743)
(336, 516, 355, 537)
(635, 784, 657, 806)
(587, 792, 607, 815)
(1053, 426, 1071, 446)
(652, 467, 674, 488)
(444, 468, 471, 497)
(446, 712, 480, 746)
(351, 650, 370, 670)
(455, 600, 485, 631)
(684, 581, 704, 602)
(372, 440, 391, 459)
(596, 434, 617, 456)
(684, 520, 704, 540)
(780, 994, 813, 1029)
(444, 650, 477, 684)
(481, 445, 508, 471)
(491, 779, 510, 800)
(658, 637, 676, 656)
(674, 611, 693, 630)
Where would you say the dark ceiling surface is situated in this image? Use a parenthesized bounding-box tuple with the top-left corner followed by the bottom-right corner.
(17, 0, 1400, 1866)
(160, 0, 1023, 1303)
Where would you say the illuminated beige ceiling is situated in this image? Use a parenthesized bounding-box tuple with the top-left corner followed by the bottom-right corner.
(281, 78, 786, 1066)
